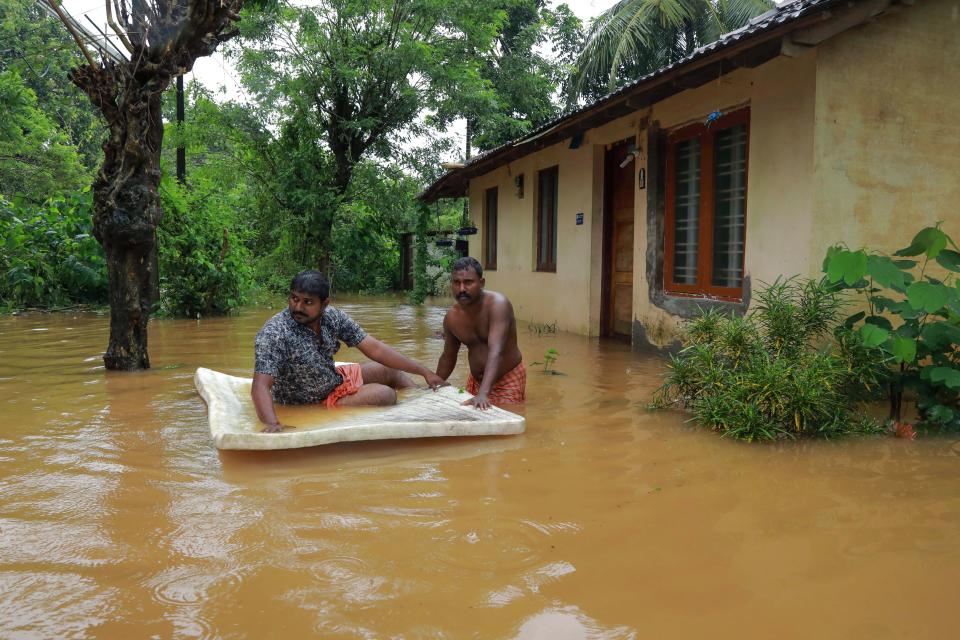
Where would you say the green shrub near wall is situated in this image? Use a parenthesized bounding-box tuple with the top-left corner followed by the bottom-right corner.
(651, 278, 888, 441)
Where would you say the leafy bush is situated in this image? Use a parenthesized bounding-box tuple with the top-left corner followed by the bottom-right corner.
(651, 278, 887, 441)
(410, 203, 431, 305)
(0, 190, 107, 309)
(157, 176, 254, 317)
(823, 225, 960, 432)
(331, 201, 399, 293)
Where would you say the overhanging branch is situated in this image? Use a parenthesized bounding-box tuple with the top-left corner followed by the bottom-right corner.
(40, 0, 99, 70)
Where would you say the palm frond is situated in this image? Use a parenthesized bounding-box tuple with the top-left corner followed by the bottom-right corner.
(571, 0, 775, 98)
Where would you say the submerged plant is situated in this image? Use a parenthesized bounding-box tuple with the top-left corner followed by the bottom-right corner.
(528, 321, 558, 336)
(532, 348, 560, 374)
(651, 277, 887, 441)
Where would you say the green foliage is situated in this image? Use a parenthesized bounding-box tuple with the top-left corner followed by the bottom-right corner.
(410, 204, 431, 305)
(157, 176, 254, 317)
(0, 0, 104, 175)
(823, 225, 960, 432)
(573, 0, 774, 99)
(233, 0, 504, 190)
(331, 201, 399, 293)
(0, 191, 107, 309)
(332, 162, 438, 292)
(651, 278, 887, 441)
(435, 0, 584, 150)
(532, 347, 559, 374)
(0, 70, 89, 201)
(228, 0, 576, 284)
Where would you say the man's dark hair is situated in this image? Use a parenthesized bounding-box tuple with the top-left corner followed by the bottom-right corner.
(451, 256, 483, 278)
(290, 270, 330, 299)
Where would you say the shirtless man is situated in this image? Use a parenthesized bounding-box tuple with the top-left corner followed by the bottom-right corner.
(436, 257, 525, 409)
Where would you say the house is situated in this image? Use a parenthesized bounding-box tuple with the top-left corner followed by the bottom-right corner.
(420, 0, 960, 349)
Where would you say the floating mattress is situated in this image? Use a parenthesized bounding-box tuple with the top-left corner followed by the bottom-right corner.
(194, 367, 526, 450)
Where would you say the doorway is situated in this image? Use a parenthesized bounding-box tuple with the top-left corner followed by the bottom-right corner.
(601, 139, 636, 340)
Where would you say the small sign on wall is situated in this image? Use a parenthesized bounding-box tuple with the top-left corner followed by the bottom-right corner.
(576, 212, 584, 225)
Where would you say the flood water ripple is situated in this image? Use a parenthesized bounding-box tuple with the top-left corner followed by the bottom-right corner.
(0, 297, 958, 638)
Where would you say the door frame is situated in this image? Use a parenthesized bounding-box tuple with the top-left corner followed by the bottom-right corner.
(600, 137, 636, 340)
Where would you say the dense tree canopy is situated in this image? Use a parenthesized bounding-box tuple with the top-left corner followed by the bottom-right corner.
(431, 0, 583, 152)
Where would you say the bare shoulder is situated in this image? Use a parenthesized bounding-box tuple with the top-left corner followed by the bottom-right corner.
(484, 290, 515, 315)
(443, 304, 463, 324)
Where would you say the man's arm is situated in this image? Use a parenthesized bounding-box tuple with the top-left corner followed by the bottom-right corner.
(357, 336, 447, 389)
(464, 300, 511, 410)
(251, 372, 291, 433)
(436, 316, 461, 381)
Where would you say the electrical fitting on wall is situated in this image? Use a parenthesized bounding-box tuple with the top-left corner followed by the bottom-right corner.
(619, 141, 644, 168)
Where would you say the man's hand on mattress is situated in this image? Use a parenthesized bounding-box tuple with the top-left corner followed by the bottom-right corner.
(261, 422, 296, 433)
(463, 393, 491, 410)
(423, 372, 448, 391)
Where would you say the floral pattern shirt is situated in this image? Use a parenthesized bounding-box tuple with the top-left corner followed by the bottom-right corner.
(254, 307, 367, 404)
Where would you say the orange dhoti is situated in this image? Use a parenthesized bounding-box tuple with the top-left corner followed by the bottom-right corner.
(466, 362, 526, 404)
(324, 363, 364, 407)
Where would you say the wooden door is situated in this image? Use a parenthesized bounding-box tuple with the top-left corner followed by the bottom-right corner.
(603, 141, 635, 339)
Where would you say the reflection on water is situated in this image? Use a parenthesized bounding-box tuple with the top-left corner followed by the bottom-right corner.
(1, 297, 959, 638)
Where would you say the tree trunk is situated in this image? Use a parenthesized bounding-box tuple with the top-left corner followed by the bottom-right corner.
(102, 241, 155, 369)
(77, 64, 165, 370)
(52, 0, 245, 371)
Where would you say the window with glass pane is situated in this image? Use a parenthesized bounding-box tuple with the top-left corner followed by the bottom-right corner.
(484, 187, 498, 270)
(712, 124, 747, 288)
(672, 138, 700, 285)
(537, 166, 558, 271)
(664, 109, 749, 298)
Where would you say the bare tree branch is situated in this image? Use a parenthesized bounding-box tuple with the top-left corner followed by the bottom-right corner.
(41, 0, 99, 71)
(105, 0, 134, 53)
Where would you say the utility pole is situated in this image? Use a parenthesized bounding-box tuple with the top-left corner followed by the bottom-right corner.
(462, 119, 471, 223)
(176, 74, 186, 184)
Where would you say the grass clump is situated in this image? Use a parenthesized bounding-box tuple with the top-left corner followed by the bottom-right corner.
(651, 278, 888, 441)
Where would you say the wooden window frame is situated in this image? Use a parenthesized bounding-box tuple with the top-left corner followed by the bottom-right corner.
(536, 165, 559, 272)
(663, 108, 750, 300)
(483, 186, 498, 271)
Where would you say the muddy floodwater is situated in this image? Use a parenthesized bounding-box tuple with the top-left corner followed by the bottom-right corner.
(1, 296, 958, 639)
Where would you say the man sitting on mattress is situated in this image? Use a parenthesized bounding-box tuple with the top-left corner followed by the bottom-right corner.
(252, 270, 446, 432)
(435, 257, 525, 410)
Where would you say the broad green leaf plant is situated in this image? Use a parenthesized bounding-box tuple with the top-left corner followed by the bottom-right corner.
(823, 225, 960, 431)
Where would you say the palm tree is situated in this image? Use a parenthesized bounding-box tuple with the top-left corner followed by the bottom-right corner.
(573, 0, 775, 100)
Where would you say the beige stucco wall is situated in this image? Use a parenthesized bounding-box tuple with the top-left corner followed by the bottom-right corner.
(633, 52, 819, 346)
(466, 0, 959, 345)
(466, 118, 640, 335)
(810, 0, 960, 262)
(466, 143, 593, 334)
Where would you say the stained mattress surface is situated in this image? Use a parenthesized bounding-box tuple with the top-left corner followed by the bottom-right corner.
(194, 367, 526, 450)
